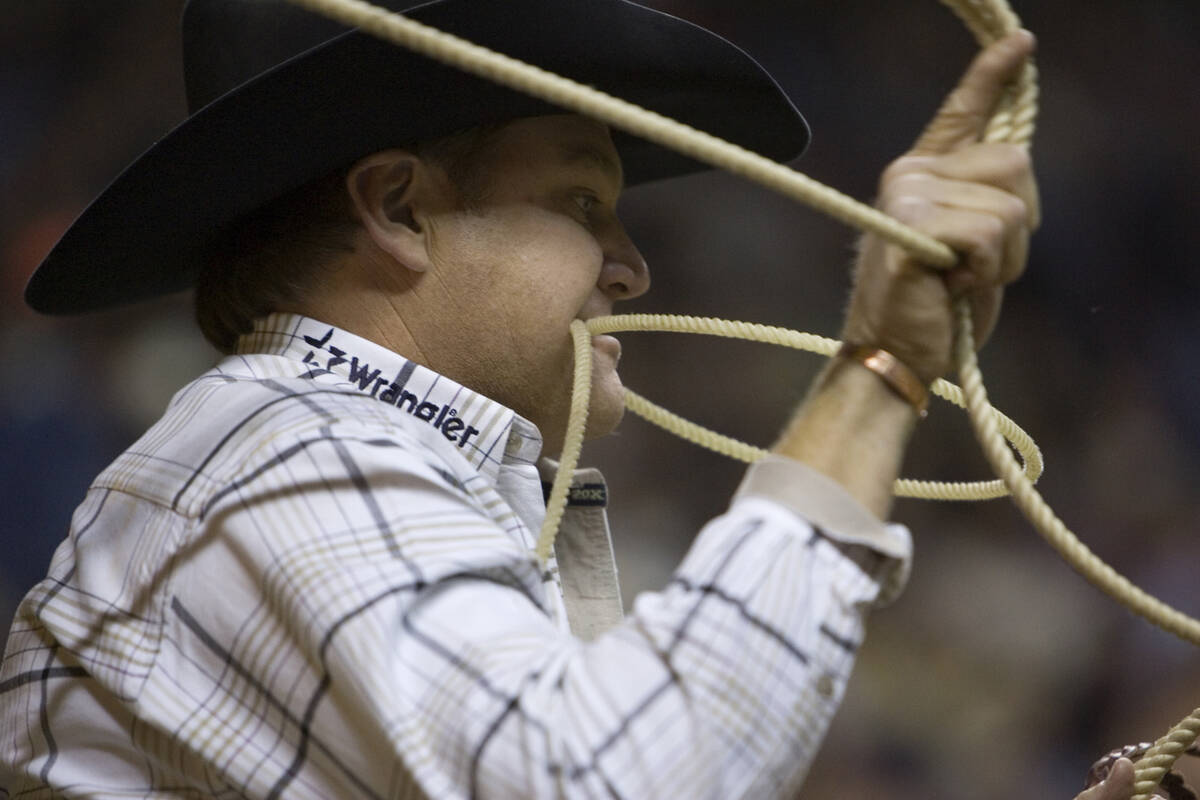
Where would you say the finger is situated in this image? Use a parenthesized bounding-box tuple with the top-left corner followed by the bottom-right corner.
(879, 173, 1029, 286)
(911, 29, 1036, 156)
(890, 145, 1040, 228)
(955, 218, 1026, 350)
(1103, 758, 1135, 799)
(1001, 222, 1029, 286)
(879, 169, 1030, 230)
(1076, 758, 1135, 800)
(935, 198, 1028, 290)
(945, 221, 1027, 294)
(886, 198, 1011, 289)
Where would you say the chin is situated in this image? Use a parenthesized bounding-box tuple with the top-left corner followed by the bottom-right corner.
(583, 366, 627, 441)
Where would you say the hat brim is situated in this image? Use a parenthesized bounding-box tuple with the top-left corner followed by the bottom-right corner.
(26, 0, 809, 314)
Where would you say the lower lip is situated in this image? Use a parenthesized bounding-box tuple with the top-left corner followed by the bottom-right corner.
(592, 334, 621, 361)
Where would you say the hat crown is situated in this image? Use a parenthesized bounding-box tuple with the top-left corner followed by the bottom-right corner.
(182, 0, 405, 112)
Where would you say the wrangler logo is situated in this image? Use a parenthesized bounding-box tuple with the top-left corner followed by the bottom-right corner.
(302, 328, 481, 449)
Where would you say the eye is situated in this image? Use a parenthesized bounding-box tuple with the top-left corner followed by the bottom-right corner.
(573, 193, 599, 216)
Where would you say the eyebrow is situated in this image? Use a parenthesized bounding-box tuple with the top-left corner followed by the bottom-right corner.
(561, 143, 624, 189)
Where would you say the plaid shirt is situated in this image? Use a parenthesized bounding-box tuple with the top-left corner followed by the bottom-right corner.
(1, 313, 911, 799)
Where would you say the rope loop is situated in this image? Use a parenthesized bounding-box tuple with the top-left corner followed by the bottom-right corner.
(586, 313, 1043, 501)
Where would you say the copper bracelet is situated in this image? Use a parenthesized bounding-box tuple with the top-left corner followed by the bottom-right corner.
(836, 343, 930, 419)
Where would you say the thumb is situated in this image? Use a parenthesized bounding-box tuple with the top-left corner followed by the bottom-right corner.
(911, 29, 1035, 155)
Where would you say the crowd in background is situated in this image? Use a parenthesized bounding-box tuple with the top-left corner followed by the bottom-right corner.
(3, 2, 1199, 797)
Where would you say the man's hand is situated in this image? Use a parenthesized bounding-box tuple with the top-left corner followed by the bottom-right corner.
(773, 30, 1038, 518)
(1076, 757, 1136, 800)
(841, 29, 1040, 384)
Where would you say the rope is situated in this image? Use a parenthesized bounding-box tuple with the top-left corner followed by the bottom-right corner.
(586, 313, 1044, 501)
(1131, 709, 1200, 800)
(280, 0, 1198, 788)
(952, 301, 1200, 639)
(535, 320, 593, 564)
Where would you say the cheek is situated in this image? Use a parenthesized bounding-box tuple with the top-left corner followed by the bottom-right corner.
(497, 221, 603, 316)
(433, 206, 603, 346)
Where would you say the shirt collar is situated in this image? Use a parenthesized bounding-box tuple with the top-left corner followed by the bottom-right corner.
(235, 313, 544, 482)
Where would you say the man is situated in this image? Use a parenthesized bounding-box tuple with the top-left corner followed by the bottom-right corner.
(0, 0, 1093, 797)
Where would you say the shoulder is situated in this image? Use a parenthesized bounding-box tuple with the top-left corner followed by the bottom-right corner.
(98, 362, 478, 517)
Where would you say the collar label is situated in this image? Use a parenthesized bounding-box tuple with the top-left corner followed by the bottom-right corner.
(541, 482, 608, 508)
(300, 328, 480, 449)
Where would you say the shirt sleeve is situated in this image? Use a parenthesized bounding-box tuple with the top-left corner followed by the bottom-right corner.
(161, 425, 910, 799)
(734, 454, 913, 606)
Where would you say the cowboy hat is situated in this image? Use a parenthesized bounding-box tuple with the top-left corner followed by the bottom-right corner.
(25, 0, 809, 314)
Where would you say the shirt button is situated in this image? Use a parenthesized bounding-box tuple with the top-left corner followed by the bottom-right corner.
(816, 673, 836, 698)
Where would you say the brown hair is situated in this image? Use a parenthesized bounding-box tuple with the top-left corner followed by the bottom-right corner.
(195, 125, 503, 352)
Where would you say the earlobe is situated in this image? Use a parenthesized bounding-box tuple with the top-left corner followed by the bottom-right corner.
(347, 150, 434, 272)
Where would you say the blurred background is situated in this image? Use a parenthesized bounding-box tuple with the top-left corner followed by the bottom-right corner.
(3, 1, 1199, 797)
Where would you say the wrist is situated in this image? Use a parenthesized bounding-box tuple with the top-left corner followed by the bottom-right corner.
(835, 342, 930, 419)
(772, 355, 919, 519)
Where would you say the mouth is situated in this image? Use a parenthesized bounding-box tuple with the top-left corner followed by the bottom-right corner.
(591, 333, 621, 362)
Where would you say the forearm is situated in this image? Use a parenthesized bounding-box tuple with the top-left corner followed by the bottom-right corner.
(772, 355, 919, 520)
(789, 31, 1039, 522)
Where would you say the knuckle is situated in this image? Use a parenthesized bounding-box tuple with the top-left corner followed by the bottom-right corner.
(980, 213, 1006, 245)
(968, 215, 1006, 259)
(1002, 195, 1029, 226)
(884, 193, 933, 225)
(881, 155, 931, 185)
(879, 171, 937, 215)
(996, 144, 1032, 178)
(890, 171, 936, 198)
(938, 96, 988, 128)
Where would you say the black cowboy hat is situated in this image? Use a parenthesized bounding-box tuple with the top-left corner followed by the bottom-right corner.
(25, 0, 809, 314)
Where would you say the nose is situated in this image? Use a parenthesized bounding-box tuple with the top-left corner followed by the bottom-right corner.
(597, 220, 650, 301)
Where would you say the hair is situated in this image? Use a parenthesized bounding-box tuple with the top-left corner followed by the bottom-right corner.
(195, 124, 504, 353)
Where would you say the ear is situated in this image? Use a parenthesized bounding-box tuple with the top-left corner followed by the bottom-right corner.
(346, 149, 439, 273)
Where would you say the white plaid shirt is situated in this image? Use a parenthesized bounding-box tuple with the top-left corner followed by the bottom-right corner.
(1, 313, 911, 799)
